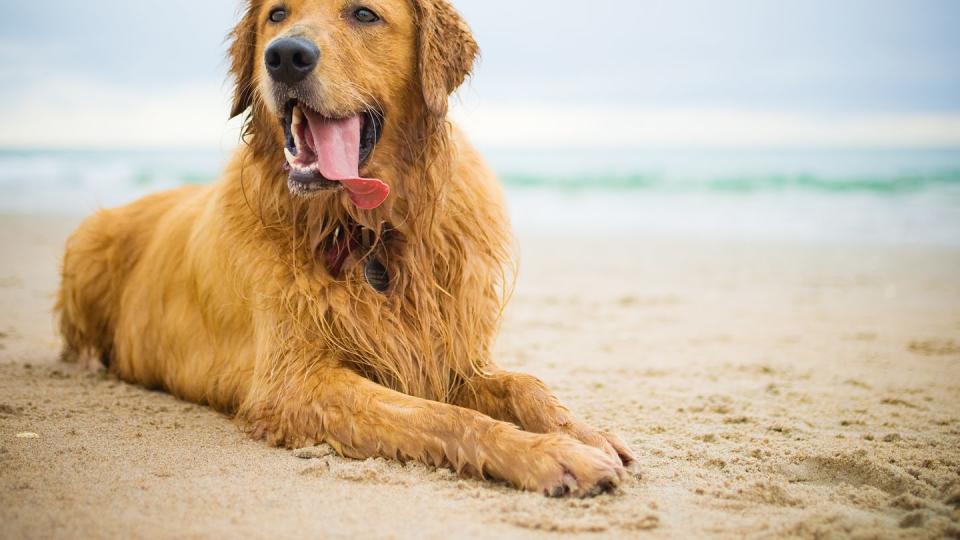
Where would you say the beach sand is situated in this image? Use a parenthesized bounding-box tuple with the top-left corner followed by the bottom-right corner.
(1, 213, 958, 539)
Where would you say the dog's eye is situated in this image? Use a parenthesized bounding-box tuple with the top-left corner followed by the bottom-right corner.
(269, 8, 287, 23)
(353, 7, 380, 24)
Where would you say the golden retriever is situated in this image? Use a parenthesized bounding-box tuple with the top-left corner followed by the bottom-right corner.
(56, 0, 635, 496)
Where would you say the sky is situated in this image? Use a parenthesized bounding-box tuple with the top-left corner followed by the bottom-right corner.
(1, 0, 959, 148)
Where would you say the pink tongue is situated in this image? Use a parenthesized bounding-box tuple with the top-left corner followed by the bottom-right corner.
(303, 110, 390, 210)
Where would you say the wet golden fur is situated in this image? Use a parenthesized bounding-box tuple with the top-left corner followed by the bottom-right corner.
(56, 0, 634, 496)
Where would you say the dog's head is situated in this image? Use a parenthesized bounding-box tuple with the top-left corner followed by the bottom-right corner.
(228, 0, 478, 209)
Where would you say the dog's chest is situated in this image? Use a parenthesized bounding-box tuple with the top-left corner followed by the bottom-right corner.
(318, 223, 393, 295)
(303, 223, 495, 398)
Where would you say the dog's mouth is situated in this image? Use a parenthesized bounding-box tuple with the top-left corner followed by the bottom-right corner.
(281, 99, 390, 210)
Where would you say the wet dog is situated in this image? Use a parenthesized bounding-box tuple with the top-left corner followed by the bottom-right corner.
(57, 0, 635, 496)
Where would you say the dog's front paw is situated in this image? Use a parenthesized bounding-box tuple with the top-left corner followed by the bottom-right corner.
(561, 422, 639, 475)
(515, 433, 625, 497)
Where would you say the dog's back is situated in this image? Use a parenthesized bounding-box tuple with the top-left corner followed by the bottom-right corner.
(57, 185, 203, 371)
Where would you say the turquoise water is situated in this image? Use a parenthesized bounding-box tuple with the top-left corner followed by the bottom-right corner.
(2, 147, 959, 244)
(502, 169, 960, 193)
(487, 147, 960, 193)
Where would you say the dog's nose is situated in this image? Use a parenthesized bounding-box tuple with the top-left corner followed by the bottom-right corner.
(265, 37, 319, 84)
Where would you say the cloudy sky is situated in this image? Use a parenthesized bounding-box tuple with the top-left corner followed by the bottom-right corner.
(1, 0, 959, 148)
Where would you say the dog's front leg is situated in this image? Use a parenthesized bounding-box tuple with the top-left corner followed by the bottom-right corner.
(454, 370, 636, 469)
(243, 367, 625, 497)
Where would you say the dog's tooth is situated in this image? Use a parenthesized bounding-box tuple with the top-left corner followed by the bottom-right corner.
(292, 106, 303, 130)
(284, 147, 296, 165)
(292, 109, 304, 151)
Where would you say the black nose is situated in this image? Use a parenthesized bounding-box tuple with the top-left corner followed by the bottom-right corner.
(265, 37, 319, 85)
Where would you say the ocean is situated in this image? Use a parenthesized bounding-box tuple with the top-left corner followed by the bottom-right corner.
(2, 147, 959, 245)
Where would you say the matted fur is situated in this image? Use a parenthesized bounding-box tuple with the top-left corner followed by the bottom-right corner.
(57, 0, 634, 496)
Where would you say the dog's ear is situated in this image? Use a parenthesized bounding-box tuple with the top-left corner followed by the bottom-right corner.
(413, 0, 479, 117)
(228, 2, 259, 119)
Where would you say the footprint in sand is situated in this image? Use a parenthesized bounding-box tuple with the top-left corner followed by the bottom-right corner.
(0, 404, 25, 417)
(880, 397, 922, 410)
(781, 453, 925, 497)
(907, 339, 960, 356)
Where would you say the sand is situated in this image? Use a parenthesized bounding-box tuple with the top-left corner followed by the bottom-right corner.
(1, 212, 958, 539)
